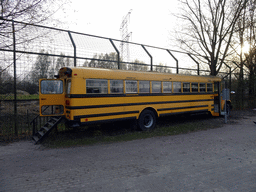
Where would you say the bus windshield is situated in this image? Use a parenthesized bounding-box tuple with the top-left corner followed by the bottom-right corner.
(41, 80, 63, 94)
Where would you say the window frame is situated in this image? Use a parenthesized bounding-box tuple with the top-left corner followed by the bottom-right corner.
(163, 82, 172, 93)
(183, 82, 191, 93)
(40, 80, 63, 94)
(191, 83, 199, 93)
(173, 82, 182, 93)
(125, 80, 138, 93)
(151, 81, 162, 93)
(110, 80, 124, 94)
(86, 79, 108, 94)
(200, 83, 206, 93)
(207, 83, 213, 93)
(139, 81, 150, 93)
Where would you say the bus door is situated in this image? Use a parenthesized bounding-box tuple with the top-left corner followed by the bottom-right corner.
(39, 79, 65, 116)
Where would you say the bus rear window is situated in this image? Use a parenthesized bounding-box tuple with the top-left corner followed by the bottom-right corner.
(41, 80, 63, 94)
(86, 79, 108, 94)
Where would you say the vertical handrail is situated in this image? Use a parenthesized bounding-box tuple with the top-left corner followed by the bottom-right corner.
(31, 106, 50, 136)
(32, 118, 36, 135)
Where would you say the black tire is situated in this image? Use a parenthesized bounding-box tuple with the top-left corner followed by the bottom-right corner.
(138, 109, 156, 131)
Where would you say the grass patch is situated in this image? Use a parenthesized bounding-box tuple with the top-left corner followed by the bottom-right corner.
(0, 94, 39, 100)
(43, 115, 223, 148)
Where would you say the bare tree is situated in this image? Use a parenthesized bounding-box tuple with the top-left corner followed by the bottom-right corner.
(0, 0, 68, 24)
(244, 1, 256, 105)
(0, 0, 70, 49)
(229, 0, 256, 107)
(173, 0, 248, 76)
(0, 0, 70, 88)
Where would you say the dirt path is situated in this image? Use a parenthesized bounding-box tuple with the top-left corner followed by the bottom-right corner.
(1, 111, 256, 192)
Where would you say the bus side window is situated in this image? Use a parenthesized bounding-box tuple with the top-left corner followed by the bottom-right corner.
(86, 79, 108, 94)
(126, 80, 137, 93)
(152, 81, 161, 93)
(139, 81, 150, 93)
(207, 83, 213, 92)
(163, 82, 172, 93)
(173, 82, 181, 93)
(110, 80, 123, 94)
(200, 83, 206, 92)
(192, 83, 199, 93)
(183, 83, 190, 93)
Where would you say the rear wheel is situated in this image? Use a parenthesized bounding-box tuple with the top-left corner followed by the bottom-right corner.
(138, 110, 156, 131)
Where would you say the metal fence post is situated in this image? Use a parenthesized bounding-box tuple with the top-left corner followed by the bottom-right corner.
(141, 45, 153, 71)
(187, 54, 200, 75)
(68, 31, 76, 67)
(223, 62, 232, 89)
(12, 20, 18, 136)
(109, 39, 120, 69)
(167, 49, 179, 74)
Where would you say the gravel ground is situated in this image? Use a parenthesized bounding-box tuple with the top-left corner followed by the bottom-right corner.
(1, 109, 256, 192)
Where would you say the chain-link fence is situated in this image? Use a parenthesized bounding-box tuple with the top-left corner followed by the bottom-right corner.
(0, 19, 231, 141)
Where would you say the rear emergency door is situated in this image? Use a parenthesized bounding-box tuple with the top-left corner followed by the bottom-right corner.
(39, 79, 65, 116)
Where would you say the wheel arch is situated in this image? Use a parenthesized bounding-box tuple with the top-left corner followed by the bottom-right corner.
(138, 107, 159, 119)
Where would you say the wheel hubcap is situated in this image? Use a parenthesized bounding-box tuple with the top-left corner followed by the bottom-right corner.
(144, 114, 153, 128)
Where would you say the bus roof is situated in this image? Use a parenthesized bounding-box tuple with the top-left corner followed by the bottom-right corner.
(59, 67, 222, 83)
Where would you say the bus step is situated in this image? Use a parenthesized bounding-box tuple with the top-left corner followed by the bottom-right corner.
(32, 116, 63, 144)
(32, 135, 39, 143)
(51, 117, 60, 122)
(47, 122, 55, 127)
(42, 127, 49, 132)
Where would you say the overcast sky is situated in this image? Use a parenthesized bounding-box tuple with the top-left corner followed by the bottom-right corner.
(50, 0, 197, 70)
(57, 0, 180, 48)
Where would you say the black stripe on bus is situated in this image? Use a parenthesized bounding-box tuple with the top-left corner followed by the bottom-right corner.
(66, 99, 214, 110)
(79, 117, 137, 126)
(75, 110, 139, 119)
(159, 109, 209, 117)
(67, 92, 214, 98)
(157, 105, 208, 112)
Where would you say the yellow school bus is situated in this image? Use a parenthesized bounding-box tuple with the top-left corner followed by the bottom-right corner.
(39, 67, 230, 131)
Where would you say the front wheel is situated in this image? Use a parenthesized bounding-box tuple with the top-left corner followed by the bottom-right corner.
(138, 110, 156, 131)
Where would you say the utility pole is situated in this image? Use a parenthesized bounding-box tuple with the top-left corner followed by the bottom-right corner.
(120, 10, 132, 69)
